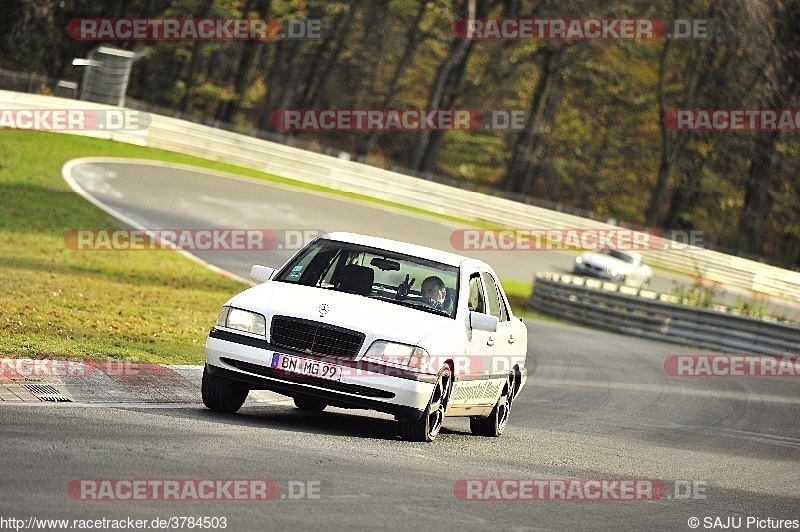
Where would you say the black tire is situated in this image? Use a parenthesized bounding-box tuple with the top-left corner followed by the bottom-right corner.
(293, 396, 327, 412)
(470, 372, 515, 437)
(202, 365, 248, 413)
(399, 365, 452, 442)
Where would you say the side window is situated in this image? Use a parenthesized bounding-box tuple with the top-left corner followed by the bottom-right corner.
(467, 274, 485, 313)
(287, 246, 324, 282)
(498, 288, 510, 322)
(481, 272, 509, 322)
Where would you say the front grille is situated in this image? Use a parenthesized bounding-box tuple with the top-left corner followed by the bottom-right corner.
(270, 316, 365, 359)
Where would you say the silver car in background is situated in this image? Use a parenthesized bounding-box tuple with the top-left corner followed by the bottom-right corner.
(573, 249, 653, 289)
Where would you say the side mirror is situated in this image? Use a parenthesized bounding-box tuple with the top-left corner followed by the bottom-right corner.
(469, 311, 498, 332)
(250, 265, 276, 284)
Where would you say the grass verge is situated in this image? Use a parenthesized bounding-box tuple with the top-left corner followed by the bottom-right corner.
(0, 130, 256, 364)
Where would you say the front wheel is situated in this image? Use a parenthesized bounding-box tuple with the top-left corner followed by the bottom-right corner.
(470, 372, 515, 437)
(202, 365, 248, 413)
(399, 365, 452, 442)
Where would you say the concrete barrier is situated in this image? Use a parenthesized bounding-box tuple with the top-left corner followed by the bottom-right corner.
(529, 273, 800, 356)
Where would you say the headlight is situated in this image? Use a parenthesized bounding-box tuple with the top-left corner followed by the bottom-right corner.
(215, 307, 230, 327)
(216, 306, 266, 336)
(606, 268, 617, 276)
(575, 257, 583, 264)
(364, 341, 429, 369)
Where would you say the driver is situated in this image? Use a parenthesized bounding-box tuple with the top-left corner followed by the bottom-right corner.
(420, 276, 447, 310)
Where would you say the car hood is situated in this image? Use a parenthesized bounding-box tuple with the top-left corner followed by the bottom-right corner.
(577, 252, 632, 272)
(225, 281, 450, 347)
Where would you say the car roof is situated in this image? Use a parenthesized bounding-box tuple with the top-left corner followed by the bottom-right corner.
(606, 249, 642, 260)
(596, 249, 643, 262)
(321, 232, 476, 268)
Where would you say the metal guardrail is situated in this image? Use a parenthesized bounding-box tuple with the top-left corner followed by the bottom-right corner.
(529, 273, 800, 357)
(2, 89, 799, 303)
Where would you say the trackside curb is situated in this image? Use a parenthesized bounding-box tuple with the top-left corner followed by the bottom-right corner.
(0, 361, 288, 405)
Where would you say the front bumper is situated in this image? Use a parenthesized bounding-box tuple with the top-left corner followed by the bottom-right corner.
(573, 262, 621, 282)
(205, 328, 436, 419)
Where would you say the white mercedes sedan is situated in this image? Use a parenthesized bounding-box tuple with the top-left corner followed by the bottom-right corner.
(203, 232, 528, 441)
(573, 249, 653, 289)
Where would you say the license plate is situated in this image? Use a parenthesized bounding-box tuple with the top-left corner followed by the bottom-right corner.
(270, 352, 342, 381)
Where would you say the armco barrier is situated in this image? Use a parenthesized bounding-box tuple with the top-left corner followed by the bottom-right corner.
(529, 273, 800, 357)
(2, 89, 799, 302)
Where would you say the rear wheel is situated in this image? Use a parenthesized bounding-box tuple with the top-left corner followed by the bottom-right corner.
(202, 365, 248, 413)
(293, 396, 327, 412)
(470, 372, 515, 437)
(399, 365, 452, 442)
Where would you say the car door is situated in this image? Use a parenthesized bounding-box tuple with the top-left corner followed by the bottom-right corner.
(450, 272, 496, 411)
(628, 255, 646, 285)
(480, 271, 521, 386)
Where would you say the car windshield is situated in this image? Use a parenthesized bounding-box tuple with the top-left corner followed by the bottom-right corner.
(274, 239, 459, 318)
(603, 249, 635, 264)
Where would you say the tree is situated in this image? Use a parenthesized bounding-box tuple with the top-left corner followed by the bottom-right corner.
(408, 0, 476, 172)
(500, 45, 564, 196)
(737, 0, 800, 257)
(355, 0, 431, 159)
